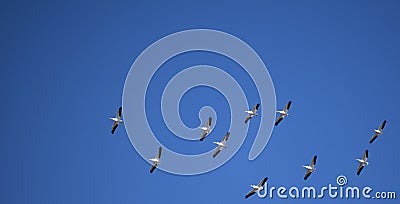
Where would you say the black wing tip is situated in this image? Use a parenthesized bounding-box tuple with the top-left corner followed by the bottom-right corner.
(245, 192, 255, 199)
(118, 106, 122, 115)
(304, 172, 311, 180)
(365, 150, 368, 157)
(381, 120, 386, 129)
(261, 177, 268, 185)
(111, 126, 117, 134)
(199, 138, 204, 141)
(275, 118, 283, 126)
(287, 100, 292, 108)
(256, 103, 260, 108)
(357, 166, 363, 175)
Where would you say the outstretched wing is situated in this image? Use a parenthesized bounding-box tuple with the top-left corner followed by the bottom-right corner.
(245, 189, 257, 199)
(157, 147, 162, 159)
(369, 133, 378, 144)
(258, 177, 268, 187)
(379, 120, 386, 131)
(213, 147, 222, 158)
(150, 162, 158, 173)
(207, 117, 212, 127)
(222, 132, 230, 143)
(117, 107, 122, 118)
(304, 169, 312, 180)
(252, 103, 260, 112)
(111, 121, 118, 134)
(245, 115, 251, 124)
(199, 131, 207, 141)
(363, 150, 368, 160)
(356, 164, 364, 175)
(310, 155, 317, 166)
(284, 101, 292, 112)
(275, 115, 283, 126)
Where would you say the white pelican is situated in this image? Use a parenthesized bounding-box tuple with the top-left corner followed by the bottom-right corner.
(356, 150, 369, 175)
(369, 120, 386, 144)
(212, 132, 230, 158)
(110, 107, 123, 134)
(149, 147, 162, 173)
(199, 117, 212, 141)
(275, 101, 292, 126)
(245, 103, 260, 124)
(245, 177, 268, 199)
(303, 155, 317, 180)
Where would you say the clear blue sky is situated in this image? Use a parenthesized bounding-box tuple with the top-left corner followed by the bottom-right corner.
(1, 0, 399, 203)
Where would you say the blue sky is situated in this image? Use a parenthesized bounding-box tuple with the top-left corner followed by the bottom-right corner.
(1, 0, 399, 203)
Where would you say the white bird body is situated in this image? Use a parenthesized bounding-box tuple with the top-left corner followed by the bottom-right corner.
(245, 177, 268, 199)
(245, 110, 258, 115)
(250, 185, 263, 191)
(213, 141, 227, 148)
(149, 147, 162, 173)
(244, 104, 260, 124)
(110, 107, 123, 134)
(303, 165, 316, 171)
(356, 158, 369, 166)
(110, 117, 123, 123)
(275, 101, 292, 126)
(276, 110, 288, 115)
(199, 117, 212, 141)
(303, 155, 317, 180)
(369, 120, 386, 144)
(356, 150, 369, 175)
(212, 132, 230, 158)
(149, 158, 161, 163)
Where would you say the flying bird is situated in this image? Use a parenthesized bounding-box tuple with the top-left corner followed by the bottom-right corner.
(369, 120, 386, 144)
(245, 103, 260, 124)
(149, 147, 162, 173)
(275, 101, 292, 126)
(356, 150, 369, 175)
(245, 177, 268, 199)
(110, 107, 123, 134)
(303, 155, 317, 180)
(212, 132, 230, 158)
(199, 117, 212, 141)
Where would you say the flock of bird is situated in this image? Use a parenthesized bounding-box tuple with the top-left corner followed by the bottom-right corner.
(109, 99, 388, 199)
